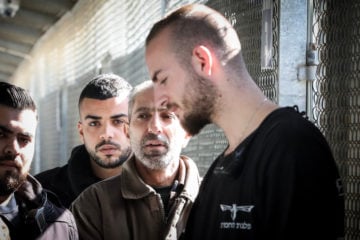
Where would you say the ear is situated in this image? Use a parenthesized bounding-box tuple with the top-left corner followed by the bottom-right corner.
(191, 45, 213, 76)
(77, 121, 85, 143)
(124, 124, 130, 139)
(182, 132, 192, 148)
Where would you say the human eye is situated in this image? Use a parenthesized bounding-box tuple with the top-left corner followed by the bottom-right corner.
(0, 131, 5, 138)
(88, 121, 100, 127)
(113, 118, 128, 126)
(160, 77, 168, 85)
(137, 112, 150, 120)
(18, 135, 32, 145)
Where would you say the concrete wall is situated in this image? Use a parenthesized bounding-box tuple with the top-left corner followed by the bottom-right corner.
(279, 0, 308, 111)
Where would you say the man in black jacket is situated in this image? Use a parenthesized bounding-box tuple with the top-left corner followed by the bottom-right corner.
(35, 73, 133, 208)
(0, 81, 78, 239)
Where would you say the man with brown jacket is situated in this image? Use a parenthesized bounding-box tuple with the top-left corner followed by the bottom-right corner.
(70, 80, 200, 240)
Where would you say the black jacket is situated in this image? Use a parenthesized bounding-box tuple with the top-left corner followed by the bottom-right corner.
(35, 145, 100, 208)
(0, 175, 78, 240)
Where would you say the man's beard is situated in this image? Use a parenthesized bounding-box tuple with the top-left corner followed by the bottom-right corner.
(131, 133, 175, 170)
(89, 140, 131, 169)
(180, 73, 218, 135)
(0, 155, 27, 197)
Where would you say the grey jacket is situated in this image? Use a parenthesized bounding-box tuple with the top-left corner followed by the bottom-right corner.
(70, 155, 200, 240)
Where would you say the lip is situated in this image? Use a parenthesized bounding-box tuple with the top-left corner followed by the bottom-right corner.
(143, 140, 167, 151)
(0, 160, 21, 169)
(97, 144, 118, 155)
(98, 144, 117, 150)
(144, 140, 166, 147)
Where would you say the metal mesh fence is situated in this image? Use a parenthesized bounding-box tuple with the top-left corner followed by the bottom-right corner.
(207, 0, 279, 102)
(313, 1, 360, 239)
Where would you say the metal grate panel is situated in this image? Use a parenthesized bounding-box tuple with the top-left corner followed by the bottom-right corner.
(313, 1, 360, 239)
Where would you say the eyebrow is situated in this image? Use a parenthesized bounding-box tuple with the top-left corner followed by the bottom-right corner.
(20, 132, 34, 138)
(0, 125, 13, 134)
(134, 107, 152, 114)
(151, 70, 161, 83)
(111, 114, 128, 119)
(0, 125, 34, 138)
(84, 113, 128, 120)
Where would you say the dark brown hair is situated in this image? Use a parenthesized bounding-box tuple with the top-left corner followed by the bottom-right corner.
(0, 81, 36, 112)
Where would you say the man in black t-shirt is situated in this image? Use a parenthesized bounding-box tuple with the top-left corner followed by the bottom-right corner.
(145, 4, 344, 240)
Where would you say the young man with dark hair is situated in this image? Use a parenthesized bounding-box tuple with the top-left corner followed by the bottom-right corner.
(36, 73, 133, 208)
(0, 82, 78, 239)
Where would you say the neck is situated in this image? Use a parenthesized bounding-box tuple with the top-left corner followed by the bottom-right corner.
(214, 82, 278, 155)
(90, 162, 123, 179)
(135, 158, 179, 187)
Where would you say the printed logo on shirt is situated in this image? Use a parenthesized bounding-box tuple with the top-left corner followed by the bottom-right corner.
(219, 204, 254, 230)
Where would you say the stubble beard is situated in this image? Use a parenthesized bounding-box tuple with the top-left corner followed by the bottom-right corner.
(181, 74, 218, 135)
(130, 133, 176, 170)
(89, 146, 132, 169)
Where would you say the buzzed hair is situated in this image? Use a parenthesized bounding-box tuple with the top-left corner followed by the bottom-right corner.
(128, 80, 153, 120)
(0, 81, 37, 112)
(146, 4, 244, 73)
(78, 73, 132, 108)
(146, 4, 232, 57)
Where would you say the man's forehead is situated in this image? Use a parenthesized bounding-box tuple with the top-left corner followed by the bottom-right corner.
(146, 28, 172, 72)
(81, 96, 129, 104)
(134, 92, 167, 110)
(0, 111, 37, 137)
(80, 98, 128, 118)
(80, 97, 129, 112)
(134, 103, 170, 113)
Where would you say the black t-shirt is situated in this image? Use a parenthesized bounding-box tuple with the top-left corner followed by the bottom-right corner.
(183, 107, 344, 240)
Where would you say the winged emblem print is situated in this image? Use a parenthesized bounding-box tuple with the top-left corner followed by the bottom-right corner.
(220, 204, 254, 221)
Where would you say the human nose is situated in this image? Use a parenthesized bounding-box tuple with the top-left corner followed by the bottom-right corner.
(4, 137, 21, 156)
(148, 114, 162, 134)
(99, 124, 115, 140)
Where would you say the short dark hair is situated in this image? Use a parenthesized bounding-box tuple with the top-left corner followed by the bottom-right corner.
(78, 73, 132, 108)
(0, 81, 37, 112)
